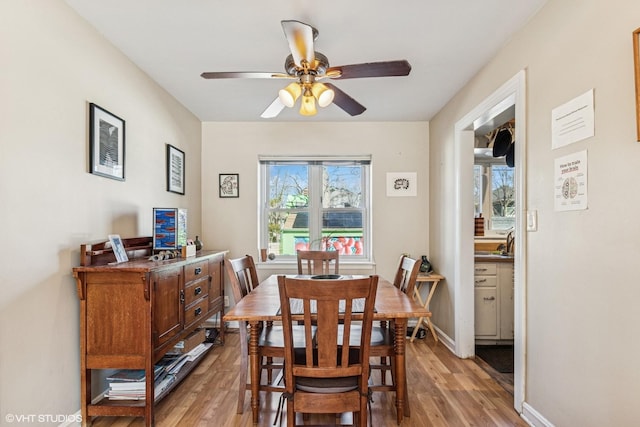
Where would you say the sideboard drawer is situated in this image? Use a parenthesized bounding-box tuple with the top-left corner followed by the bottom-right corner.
(184, 277, 209, 307)
(185, 260, 209, 283)
(185, 297, 209, 327)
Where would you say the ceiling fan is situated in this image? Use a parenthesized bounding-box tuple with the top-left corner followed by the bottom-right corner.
(201, 20, 412, 118)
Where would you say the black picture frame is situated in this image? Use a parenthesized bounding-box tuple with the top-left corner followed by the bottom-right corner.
(166, 144, 185, 195)
(219, 173, 239, 198)
(89, 103, 125, 181)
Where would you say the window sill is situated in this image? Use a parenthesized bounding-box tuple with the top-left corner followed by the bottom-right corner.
(256, 260, 376, 272)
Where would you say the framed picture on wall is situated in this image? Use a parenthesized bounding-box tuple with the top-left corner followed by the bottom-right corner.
(89, 103, 125, 181)
(166, 144, 185, 195)
(219, 173, 239, 198)
(633, 27, 640, 142)
(386, 172, 417, 197)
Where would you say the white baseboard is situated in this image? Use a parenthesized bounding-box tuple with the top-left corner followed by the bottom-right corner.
(521, 402, 554, 427)
(434, 326, 457, 354)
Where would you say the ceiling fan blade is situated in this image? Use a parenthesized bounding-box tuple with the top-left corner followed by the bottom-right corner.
(201, 71, 293, 79)
(326, 60, 411, 80)
(281, 20, 316, 67)
(324, 83, 366, 116)
(260, 97, 286, 119)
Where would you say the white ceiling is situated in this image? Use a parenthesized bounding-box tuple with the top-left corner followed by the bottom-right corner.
(64, 0, 547, 122)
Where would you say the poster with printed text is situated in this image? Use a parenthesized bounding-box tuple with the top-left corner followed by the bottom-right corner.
(554, 150, 588, 211)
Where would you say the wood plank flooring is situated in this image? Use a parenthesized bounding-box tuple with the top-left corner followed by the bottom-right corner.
(90, 330, 527, 426)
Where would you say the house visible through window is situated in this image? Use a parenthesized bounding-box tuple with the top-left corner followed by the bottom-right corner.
(259, 156, 371, 261)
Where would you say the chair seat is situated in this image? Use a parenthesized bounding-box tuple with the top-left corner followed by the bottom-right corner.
(259, 325, 314, 348)
(296, 376, 359, 393)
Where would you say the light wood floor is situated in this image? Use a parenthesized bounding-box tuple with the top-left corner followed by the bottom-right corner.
(90, 330, 528, 426)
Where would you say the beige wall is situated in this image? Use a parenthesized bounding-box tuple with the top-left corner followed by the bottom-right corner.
(0, 1, 202, 419)
(201, 122, 430, 291)
(8, 0, 640, 425)
(430, 0, 640, 425)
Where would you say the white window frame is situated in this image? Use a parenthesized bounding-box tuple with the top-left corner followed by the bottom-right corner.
(474, 163, 515, 236)
(258, 155, 372, 263)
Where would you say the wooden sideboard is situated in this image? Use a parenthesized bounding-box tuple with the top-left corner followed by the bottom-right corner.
(73, 236, 226, 426)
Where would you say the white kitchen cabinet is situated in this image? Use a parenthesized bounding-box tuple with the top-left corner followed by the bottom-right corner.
(475, 287, 498, 336)
(474, 260, 514, 341)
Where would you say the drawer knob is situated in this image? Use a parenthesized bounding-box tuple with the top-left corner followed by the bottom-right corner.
(194, 267, 202, 275)
(475, 279, 487, 284)
(483, 296, 496, 301)
(194, 307, 202, 316)
(194, 286, 202, 296)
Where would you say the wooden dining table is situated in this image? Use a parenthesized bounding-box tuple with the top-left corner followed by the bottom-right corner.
(223, 274, 430, 425)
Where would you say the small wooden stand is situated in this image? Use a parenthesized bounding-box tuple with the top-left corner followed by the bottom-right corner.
(410, 272, 444, 343)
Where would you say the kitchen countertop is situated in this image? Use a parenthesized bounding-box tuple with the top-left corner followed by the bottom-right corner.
(474, 253, 514, 263)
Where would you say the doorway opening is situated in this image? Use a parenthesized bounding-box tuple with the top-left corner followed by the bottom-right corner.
(452, 70, 526, 413)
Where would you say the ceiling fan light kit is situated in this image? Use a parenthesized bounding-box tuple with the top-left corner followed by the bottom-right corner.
(300, 91, 317, 116)
(311, 83, 334, 107)
(201, 19, 412, 118)
(279, 83, 301, 108)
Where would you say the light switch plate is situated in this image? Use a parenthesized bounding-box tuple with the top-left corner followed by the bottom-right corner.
(527, 210, 538, 231)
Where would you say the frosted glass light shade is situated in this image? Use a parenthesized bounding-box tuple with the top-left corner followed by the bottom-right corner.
(311, 83, 335, 107)
(278, 83, 301, 108)
(299, 94, 317, 116)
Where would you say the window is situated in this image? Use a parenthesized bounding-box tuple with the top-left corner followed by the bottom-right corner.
(259, 156, 371, 261)
(474, 164, 515, 233)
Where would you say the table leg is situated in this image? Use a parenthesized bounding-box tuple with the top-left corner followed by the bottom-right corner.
(394, 319, 409, 423)
(249, 321, 260, 424)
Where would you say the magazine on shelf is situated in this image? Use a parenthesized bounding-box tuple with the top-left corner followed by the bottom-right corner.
(106, 369, 145, 382)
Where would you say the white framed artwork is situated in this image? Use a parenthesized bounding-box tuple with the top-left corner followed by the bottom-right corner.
(386, 172, 417, 197)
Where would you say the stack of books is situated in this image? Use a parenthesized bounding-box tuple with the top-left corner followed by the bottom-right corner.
(105, 369, 155, 400)
(105, 343, 212, 400)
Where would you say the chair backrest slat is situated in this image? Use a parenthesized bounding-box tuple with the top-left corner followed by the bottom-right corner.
(296, 250, 340, 275)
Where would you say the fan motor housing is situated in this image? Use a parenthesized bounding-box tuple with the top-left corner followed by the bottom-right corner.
(285, 52, 329, 76)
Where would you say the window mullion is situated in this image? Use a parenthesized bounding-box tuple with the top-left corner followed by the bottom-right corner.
(308, 165, 322, 249)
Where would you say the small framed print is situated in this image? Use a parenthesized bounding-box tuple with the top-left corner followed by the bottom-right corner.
(89, 103, 125, 181)
(386, 172, 417, 197)
(166, 144, 185, 195)
(108, 234, 128, 263)
(633, 27, 640, 141)
(219, 173, 239, 198)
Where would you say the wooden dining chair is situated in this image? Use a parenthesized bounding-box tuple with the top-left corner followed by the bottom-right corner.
(296, 250, 339, 275)
(277, 274, 378, 427)
(225, 254, 311, 414)
(368, 255, 421, 396)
